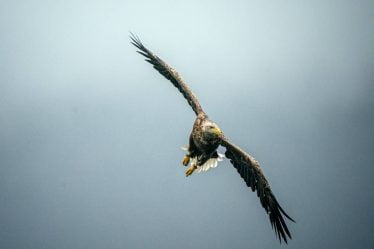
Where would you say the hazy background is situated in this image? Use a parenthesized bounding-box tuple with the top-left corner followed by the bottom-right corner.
(1, 1, 374, 248)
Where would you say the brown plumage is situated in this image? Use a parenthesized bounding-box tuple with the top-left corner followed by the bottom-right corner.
(130, 34, 295, 243)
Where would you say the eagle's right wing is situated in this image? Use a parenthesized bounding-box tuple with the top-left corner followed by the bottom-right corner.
(130, 34, 204, 116)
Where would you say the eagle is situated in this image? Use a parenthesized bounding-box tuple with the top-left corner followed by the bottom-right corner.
(130, 34, 295, 243)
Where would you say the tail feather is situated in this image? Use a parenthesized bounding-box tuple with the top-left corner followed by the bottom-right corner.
(192, 153, 225, 173)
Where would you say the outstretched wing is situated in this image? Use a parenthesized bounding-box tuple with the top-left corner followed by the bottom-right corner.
(220, 137, 295, 243)
(130, 34, 204, 116)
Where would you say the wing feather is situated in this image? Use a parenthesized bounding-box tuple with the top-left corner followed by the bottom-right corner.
(221, 137, 295, 243)
(130, 34, 204, 115)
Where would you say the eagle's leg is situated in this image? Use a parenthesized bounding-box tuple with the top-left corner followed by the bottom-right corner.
(183, 134, 198, 167)
(185, 153, 210, 177)
(185, 163, 197, 177)
(182, 154, 190, 166)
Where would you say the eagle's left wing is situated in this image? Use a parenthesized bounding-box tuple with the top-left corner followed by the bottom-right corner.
(220, 137, 295, 243)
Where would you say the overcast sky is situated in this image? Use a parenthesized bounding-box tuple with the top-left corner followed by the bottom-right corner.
(1, 1, 374, 249)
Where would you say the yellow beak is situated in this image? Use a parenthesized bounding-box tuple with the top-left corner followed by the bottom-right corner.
(212, 127, 222, 135)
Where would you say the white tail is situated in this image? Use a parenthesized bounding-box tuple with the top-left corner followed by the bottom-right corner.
(181, 146, 225, 174)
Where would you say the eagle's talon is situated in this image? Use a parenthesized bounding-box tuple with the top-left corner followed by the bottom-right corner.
(185, 165, 197, 177)
(182, 155, 190, 166)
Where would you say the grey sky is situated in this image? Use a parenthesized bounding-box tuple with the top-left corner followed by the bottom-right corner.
(1, 1, 374, 249)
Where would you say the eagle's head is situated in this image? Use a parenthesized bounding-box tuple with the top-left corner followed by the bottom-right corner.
(202, 121, 223, 140)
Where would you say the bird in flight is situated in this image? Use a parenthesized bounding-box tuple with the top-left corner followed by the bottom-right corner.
(130, 34, 295, 243)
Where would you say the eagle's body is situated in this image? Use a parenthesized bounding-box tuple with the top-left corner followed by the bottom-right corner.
(184, 113, 223, 175)
(130, 34, 295, 243)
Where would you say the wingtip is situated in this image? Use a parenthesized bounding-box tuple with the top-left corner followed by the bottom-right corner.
(129, 32, 143, 48)
(278, 203, 296, 223)
(128, 31, 138, 40)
